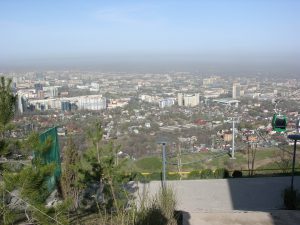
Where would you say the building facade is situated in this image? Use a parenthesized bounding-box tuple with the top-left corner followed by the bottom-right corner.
(177, 93, 200, 107)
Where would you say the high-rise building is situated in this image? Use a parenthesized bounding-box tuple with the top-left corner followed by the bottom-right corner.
(177, 93, 200, 107)
(77, 96, 107, 110)
(159, 98, 175, 108)
(232, 83, 241, 99)
(43, 86, 59, 98)
(34, 83, 43, 92)
(178, 93, 183, 106)
(18, 95, 27, 114)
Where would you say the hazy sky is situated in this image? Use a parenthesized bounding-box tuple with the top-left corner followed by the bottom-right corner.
(0, 0, 299, 71)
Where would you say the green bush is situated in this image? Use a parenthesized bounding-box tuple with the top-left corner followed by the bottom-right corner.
(136, 187, 177, 225)
(187, 170, 200, 179)
(167, 173, 181, 180)
(214, 168, 229, 178)
(232, 170, 243, 178)
(201, 169, 214, 179)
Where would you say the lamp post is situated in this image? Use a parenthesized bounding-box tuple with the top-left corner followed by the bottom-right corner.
(228, 117, 239, 159)
(162, 143, 166, 188)
(232, 119, 235, 159)
(287, 134, 300, 192)
(157, 140, 167, 189)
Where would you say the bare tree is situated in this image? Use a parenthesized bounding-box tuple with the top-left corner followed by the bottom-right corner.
(247, 141, 258, 176)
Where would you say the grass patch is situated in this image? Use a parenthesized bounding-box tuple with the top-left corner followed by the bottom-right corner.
(134, 157, 162, 172)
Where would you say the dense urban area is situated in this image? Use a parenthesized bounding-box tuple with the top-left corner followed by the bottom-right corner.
(5, 71, 300, 158)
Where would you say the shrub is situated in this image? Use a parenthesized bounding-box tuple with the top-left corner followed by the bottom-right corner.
(232, 170, 243, 178)
(201, 169, 214, 179)
(187, 170, 200, 179)
(136, 186, 177, 225)
(167, 173, 181, 180)
(214, 168, 229, 178)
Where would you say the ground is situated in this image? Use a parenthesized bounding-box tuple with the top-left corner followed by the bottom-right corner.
(183, 211, 300, 225)
(136, 177, 300, 225)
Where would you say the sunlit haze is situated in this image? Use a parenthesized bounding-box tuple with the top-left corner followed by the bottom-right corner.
(0, 0, 299, 73)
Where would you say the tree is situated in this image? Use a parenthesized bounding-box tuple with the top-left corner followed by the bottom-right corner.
(274, 147, 293, 173)
(2, 133, 70, 225)
(0, 77, 17, 157)
(79, 122, 127, 213)
(60, 137, 81, 210)
(0, 77, 17, 138)
(247, 141, 258, 176)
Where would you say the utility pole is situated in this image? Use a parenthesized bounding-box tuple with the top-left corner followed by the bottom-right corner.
(162, 142, 166, 189)
(177, 143, 182, 180)
(228, 117, 239, 159)
(287, 134, 300, 192)
(157, 140, 168, 189)
(232, 119, 235, 159)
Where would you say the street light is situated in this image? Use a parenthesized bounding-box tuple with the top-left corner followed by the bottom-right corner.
(157, 140, 168, 189)
(228, 117, 239, 159)
(287, 134, 300, 192)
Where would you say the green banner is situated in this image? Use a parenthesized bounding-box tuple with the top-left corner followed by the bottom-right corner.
(39, 127, 61, 191)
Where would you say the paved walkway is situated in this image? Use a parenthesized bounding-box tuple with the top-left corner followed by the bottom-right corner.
(182, 210, 300, 225)
(136, 177, 300, 225)
(137, 177, 300, 211)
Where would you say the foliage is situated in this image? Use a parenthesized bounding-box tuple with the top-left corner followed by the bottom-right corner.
(167, 173, 181, 180)
(0, 184, 15, 225)
(130, 172, 149, 183)
(145, 172, 161, 181)
(214, 168, 229, 178)
(0, 76, 17, 159)
(60, 137, 81, 210)
(274, 148, 293, 173)
(200, 169, 214, 179)
(232, 170, 243, 178)
(247, 142, 258, 176)
(0, 77, 17, 134)
(187, 170, 200, 179)
(136, 187, 177, 225)
(79, 121, 128, 213)
(2, 132, 70, 225)
(4, 164, 55, 205)
(23, 132, 53, 156)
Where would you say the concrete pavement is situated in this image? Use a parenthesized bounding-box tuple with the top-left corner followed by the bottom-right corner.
(137, 177, 300, 211)
(136, 177, 300, 225)
(182, 210, 300, 225)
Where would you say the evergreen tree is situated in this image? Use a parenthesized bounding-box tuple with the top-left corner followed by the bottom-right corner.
(0, 76, 17, 157)
(0, 76, 17, 224)
(2, 133, 70, 225)
(60, 137, 81, 210)
(0, 76, 17, 139)
(80, 122, 127, 213)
